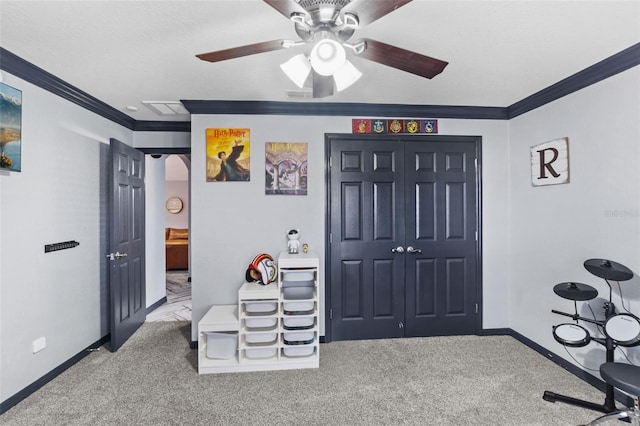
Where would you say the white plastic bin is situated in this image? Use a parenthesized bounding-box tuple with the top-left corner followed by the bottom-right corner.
(283, 300, 315, 314)
(244, 347, 277, 360)
(282, 271, 314, 287)
(244, 317, 278, 330)
(282, 287, 314, 300)
(282, 316, 315, 330)
(245, 332, 278, 345)
(244, 301, 277, 315)
(283, 331, 315, 345)
(282, 345, 315, 358)
(205, 332, 237, 360)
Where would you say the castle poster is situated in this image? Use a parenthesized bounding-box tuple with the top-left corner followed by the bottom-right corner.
(265, 142, 308, 195)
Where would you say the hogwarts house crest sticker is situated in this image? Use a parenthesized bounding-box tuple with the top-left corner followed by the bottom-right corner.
(388, 119, 403, 133)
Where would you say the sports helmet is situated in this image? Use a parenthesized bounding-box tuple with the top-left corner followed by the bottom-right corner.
(245, 253, 277, 285)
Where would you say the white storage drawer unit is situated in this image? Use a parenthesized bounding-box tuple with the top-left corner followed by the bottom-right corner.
(198, 251, 319, 374)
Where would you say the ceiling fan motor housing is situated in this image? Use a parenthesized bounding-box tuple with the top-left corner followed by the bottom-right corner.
(294, 0, 356, 41)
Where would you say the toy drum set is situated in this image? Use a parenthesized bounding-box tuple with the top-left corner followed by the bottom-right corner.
(544, 258, 640, 414)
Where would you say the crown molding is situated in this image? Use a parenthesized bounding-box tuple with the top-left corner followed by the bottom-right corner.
(180, 100, 508, 119)
(508, 42, 640, 118)
(0, 48, 190, 132)
(133, 120, 191, 132)
(1, 48, 135, 129)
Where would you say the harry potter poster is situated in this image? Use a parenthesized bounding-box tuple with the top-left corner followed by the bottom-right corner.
(265, 142, 308, 195)
(206, 128, 250, 182)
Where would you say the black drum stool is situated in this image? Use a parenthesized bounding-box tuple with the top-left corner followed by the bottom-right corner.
(586, 363, 640, 425)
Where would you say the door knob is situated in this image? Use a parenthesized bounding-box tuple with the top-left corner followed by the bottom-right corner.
(391, 246, 405, 254)
(106, 251, 128, 261)
(406, 246, 422, 254)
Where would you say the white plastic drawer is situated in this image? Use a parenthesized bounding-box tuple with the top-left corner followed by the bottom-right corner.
(282, 271, 315, 287)
(244, 317, 278, 330)
(282, 316, 315, 330)
(244, 332, 278, 345)
(243, 301, 277, 315)
(282, 287, 314, 300)
(244, 347, 277, 360)
(282, 300, 315, 315)
(283, 331, 315, 345)
(205, 332, 237, 360)
(282, 345, 315, 358)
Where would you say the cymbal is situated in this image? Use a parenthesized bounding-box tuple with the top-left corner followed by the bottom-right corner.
(584, 258, 633, 281)
(553, 282, 598, 301)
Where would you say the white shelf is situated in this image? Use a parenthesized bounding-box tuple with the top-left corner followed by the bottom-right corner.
(198, 252, 320, 374)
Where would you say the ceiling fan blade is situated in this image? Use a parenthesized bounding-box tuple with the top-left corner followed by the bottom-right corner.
(357, 38, 448, 79)
(262, 0, 307, 20)
(312, 72, 334, 98)
(342, 0, 412, 26)
(196, 40, 287, 63)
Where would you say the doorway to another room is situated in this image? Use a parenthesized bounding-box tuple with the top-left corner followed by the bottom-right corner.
(147, 153, 192, 322)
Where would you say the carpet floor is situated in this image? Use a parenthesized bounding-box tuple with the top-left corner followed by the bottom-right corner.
(0, 321, 623, 425)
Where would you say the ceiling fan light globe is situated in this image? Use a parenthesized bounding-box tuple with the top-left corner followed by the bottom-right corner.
(280, 54, 312, 88)
(310, 39, 346, 76)
(334, 60, 362, 92)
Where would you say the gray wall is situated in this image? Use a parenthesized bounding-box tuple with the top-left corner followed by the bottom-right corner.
(0, 72, 131, 401)
(189, 115, 511, 340)
(2, 63, 639, 406)
(145, 155, 167, 308)
(0, 72, 188, 403)
(508, 67, 640, 369)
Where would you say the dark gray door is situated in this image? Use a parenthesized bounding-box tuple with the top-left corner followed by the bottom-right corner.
(328, 137, 407, 340)
(108, 138, 146, 351)
(328, 134, 480, 341)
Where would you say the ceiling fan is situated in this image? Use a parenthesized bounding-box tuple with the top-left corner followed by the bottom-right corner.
(196, 0, 448, 98)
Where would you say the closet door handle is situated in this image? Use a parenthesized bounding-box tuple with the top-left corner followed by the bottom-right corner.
(406, 246, 422, 254)
(391, 246, 405, 254)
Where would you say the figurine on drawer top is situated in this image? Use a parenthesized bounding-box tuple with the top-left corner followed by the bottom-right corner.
(245, 253, 277, 285)
(287, 229, 300, 254)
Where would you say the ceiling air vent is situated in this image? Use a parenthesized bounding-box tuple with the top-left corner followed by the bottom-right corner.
(285, 89, 314, 100)
(142, 101, 189, 115)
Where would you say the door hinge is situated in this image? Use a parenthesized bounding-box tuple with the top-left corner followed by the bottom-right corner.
(474, 157, 477, 170)
(475, 230, 478, 241)
(329, 157, 332, 169)
(475, 303, 479, 314)
(330, 233, 332, 244)
(330, 309, 333, 320)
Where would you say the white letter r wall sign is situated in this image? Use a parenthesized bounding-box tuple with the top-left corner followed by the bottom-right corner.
(531, 137, 569, 187)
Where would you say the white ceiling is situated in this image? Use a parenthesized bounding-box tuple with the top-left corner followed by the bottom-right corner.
(1, 0, 639, 122)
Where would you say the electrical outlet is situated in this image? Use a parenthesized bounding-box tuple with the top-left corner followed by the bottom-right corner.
(32, 337, 46, 353)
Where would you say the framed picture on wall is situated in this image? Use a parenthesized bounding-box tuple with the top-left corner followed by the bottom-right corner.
(531, 137, 569, 187)
(205, 128, 250, 182)
(0, 82, 22, 172)
(265, 142, 308, 195)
